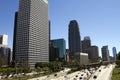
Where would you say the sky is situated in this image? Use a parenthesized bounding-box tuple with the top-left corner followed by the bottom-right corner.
(0, 0, 120, 56)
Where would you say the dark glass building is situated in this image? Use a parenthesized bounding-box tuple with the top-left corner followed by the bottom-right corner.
(101, 46, 110, 62)
(68, 20, 81, 59)
(87, 46, 99, 62)
(112, 47, 117, 61)
(12, 12, 18, 61)
(82, 36, 91, 53)
(0, 47, 11, 66)
(49, 41, 59, 61)
(51, 39, 66, 61)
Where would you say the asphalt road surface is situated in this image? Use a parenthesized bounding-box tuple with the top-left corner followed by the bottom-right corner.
(89, 64, 115, 80)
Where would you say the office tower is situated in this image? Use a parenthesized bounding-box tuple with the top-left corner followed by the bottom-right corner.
(49, 21, 51, 40)
(0, 47, 11, 66)
(87, 46, 99, 62)
(14, 0, 49, 69)
(112, 47, 117, 61)
(68, 20, 81, 59)
(101, 46, 110, 62)
(0, 34, 8, 47)
(82, 36, 91, 52)
(49, 41, 59, 61)
(51, 39, 66, 61)
(12, 12, 18, 61)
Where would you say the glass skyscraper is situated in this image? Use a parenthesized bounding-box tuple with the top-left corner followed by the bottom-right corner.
(51, 39, 66, 61)
(68, 20, 82, 59)
(112, 47, 117, 61)
(14, 0, 49, 69)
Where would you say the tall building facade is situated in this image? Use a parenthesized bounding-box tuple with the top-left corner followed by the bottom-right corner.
(80, 53, 88, 65)
(14, 0, 49, 69)
(112, 47, 117, 61)
(12, 12, 18, 61)
(68, 20, 82, 59)
(101, 46, 110, 62)
(51, 39, 66, 61)
(0, 34, 8, 47)
(49, 41, 59, 61)
(82, 36, 91, 53)
(87, 46, 99, 62)
(0, 47, 11, 66)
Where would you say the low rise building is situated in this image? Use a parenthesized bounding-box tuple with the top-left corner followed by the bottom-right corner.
(80, 53, 88, 65)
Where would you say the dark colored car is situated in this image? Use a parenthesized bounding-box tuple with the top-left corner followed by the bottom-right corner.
(79, 77, 82, 79)
(99, 70, 101, 72)
(54, 74, 57, 77)
(93, 75, 97, 79)
(76, 75, 78, 77)
(81, 74, 84, 76)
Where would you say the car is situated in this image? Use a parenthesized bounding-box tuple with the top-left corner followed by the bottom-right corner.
(54, 74, 57, 77)
(64, 75, 67, 78)
(74, 78, 77, 80)
(8, 74, 13, 78)
(93, 75, 97, 79)
(76, 75, 78, 77)
(79, 77, 82, 79)
(2, 75, 7, 79)
(99, 70, 101, 72)
(81, 74, 84, 76)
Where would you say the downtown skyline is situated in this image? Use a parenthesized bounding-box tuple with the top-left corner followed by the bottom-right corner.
(0, 0, 120, 56)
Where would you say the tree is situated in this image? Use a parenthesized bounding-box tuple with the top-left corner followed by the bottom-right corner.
(9, 61, 15, 67)
(116, 52, 120, 67)
(0, 58, 4, 67)
(36, 67, 42, 72)
(117, 52, 120, 60)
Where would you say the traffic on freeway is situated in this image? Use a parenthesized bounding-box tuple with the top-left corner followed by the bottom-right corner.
(28, 64, 115, 80)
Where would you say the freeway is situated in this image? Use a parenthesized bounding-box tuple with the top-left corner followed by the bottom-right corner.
(89, 64, 115, 80)
(28, 66, 100, 80)
(28, 64, 115, 80)
(53, 68, 94, 80)
(28, 68, 70, 80)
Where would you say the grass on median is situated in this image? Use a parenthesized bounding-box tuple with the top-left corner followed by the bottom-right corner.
(112, 67, 120, 80)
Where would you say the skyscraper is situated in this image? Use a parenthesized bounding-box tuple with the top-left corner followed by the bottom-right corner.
(12, 12, 18, 61)
(68, 20, 81, 59)
(49, 41, 59, 61)
(82, 36, 91, 53)
(51, 39, 66, 61)
(14, 0, 49, 69)
(82, 36, 99, 62)
(87, 46, 99, 62)
(112, 47, 117, 61)
(101, 46, 110, 62)
(0, 47, 11, 66)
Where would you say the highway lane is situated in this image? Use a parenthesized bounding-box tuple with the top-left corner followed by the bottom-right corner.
(28, 65, 106, 80)
(89, 64, 115, 80)
(97, 64, 115, 80)
(56, 68, 93, 80)
(48, 66, 101, 80)
(89, 65, 105, 80)
(28, 68, 70, 80)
